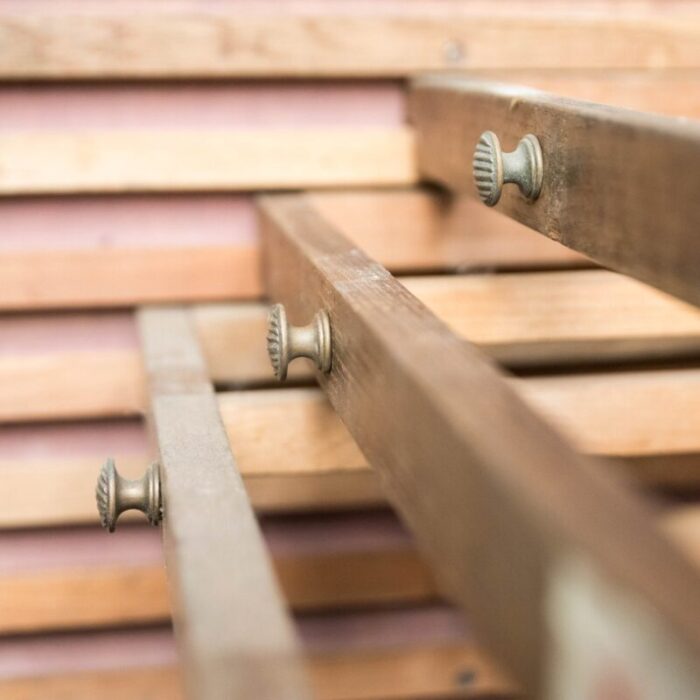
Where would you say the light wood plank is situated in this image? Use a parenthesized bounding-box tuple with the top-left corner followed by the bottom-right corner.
(198, 269, 700, 383)
(261, 193, 700, 695)
(0, 549, 435, 634)
(0, 246, 262, 309)
(138, 307, 311, 699)
(8, 268, 700, 423)
(0, 190, 581, 310)
(2, 2, 700, 78)
(0, 129, 414, 195)
(6, 363, 700, 529)
(0, 349, 143, 423)
(0, 644, 513, 700)
(410, 76, 700, 306)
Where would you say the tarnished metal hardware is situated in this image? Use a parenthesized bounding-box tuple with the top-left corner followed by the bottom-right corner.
(267, 303, 332, 381)
(96, 458, 162, 533)
(473, 131, 543, 206)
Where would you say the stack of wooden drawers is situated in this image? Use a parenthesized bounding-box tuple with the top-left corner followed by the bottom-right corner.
(1, 2, 700, 698)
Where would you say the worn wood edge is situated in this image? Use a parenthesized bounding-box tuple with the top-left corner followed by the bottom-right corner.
(260, 193, 700, 693)
(0, 129, 415, 195)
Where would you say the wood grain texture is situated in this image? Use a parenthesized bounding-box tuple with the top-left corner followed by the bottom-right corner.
(6, 266, 700, 423)
(465, 69, 700, 118)
(0, 246, 262, 309)
(0, 129, 415, 195)
(0, 644, 513, 700)
(5, 365, 700, 530)
(410, 76, 700, 306)
(138, 307, 311, 699)
(2, 1, 700, 78)
(0, 550, 435, 635)
(0, 190, 581, 310)
(0, 349, 143, 423)
(199, 269, 700, 384)
(260, 194, 700, 695)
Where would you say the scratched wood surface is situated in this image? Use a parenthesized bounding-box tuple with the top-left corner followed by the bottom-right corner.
(260, 193, 700, 695)
(138, 307, 311, 699)
(410, 76, 700, 306)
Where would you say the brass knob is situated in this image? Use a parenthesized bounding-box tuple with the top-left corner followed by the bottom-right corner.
(267, 303, 332, 381)
(473, 131, 543, 206)
(96, 458, 162, 533)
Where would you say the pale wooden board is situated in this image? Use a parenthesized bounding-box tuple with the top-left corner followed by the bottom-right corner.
(0, 190, 581, 311)
(0, 644, 513, 700)
(0, 349, 143, 423)
(3, 369, 700, 529)
(0, 549, 435, 635)
(0, 129, 414, 195)
(138, 307, 311, 699)
(410, 76, 700, 306)
(7, 268, 700, 423)
(261, 193, 700, 695)
(0, 246, 262, 309)
(2, 1, 700, 78)
(198, 269, 700, 383)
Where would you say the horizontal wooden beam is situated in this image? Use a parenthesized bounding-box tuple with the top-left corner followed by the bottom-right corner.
(409, 76, 700, 306)
(6, 266, 700, 423)
(5, 362, 700, 529)
(0, 549, 435, 634)
(0, 644, 513, 700)
(0, 190, 581, 311)
(2, 2, 700, 78)
(0, 129, 414, 195)
(138, 307, 311, 699)
(261, 193, 700, 695)
(199, 269, 700, 383)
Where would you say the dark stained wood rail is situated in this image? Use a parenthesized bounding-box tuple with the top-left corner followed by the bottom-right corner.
(260, 194, 700, 697)
(409, 76, 700, 307)
(138, 307, 311, 699)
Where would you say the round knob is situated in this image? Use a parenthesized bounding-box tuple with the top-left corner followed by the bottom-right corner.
(96, 458, 162, 532)
(473, 131, 543, 206)
(267, 303, 332, 381)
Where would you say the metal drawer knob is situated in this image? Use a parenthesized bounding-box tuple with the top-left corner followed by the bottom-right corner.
(96, 458, 162, 533)
(267, 303, 332, 381)
(473, 131, 543, 206)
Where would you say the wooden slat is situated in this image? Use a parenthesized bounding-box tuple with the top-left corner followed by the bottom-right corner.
(199, 269, 700, 383)
(0, 349, 143, 423)
(6, 267, 700, 423)
(5, 363, 700, 529)
(410, 76, 700, 306)
(138, 307, 311, 699)
(0, 644, 513, 700)
(0, 192, 580, 310)
(0, 246, 262, 309)
(2, 2, 700, 78)
(0, 129, 414, 195)
(0, 553, 435, 635)
(260, 193, 700, 695)
(0, 190, 581, 311)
